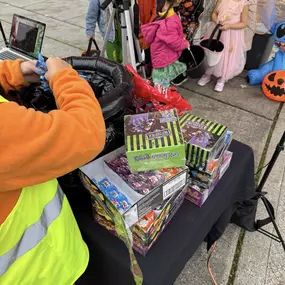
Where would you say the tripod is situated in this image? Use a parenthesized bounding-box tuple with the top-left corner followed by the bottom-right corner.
(255, 130, 285, 251)
(100, 0, 145, 77)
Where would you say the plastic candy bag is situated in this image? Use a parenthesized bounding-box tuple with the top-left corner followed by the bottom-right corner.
(126, 64, 192, 115)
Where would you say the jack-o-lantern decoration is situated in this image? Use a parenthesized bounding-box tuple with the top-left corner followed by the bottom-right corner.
(262, 71, 285, 102)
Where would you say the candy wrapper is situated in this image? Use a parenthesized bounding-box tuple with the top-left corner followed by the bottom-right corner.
(136, 211, 155, 233)
(36, 53, 50, 92)
(106, 154, 185, 195)
(98, 178, 131, 212)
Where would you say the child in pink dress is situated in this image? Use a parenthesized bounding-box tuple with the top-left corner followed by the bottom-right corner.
(198, 0, 249, 92)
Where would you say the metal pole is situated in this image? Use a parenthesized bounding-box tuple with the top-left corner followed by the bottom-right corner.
(123, 9, 137, 69)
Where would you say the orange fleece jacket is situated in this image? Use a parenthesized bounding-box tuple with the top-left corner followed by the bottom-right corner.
(0, 59, 106, 225)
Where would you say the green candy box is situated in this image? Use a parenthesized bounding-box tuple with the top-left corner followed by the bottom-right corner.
(179, 114, 227, 170)
(125, 110, 185, 172)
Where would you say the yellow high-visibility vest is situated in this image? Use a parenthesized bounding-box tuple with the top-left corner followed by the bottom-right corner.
(0, 95, 89, 285)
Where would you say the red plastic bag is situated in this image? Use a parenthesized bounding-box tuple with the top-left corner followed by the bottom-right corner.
(126, 64, 192, 114)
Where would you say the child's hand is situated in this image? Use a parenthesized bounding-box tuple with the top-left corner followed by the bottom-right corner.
(45, 57, 72, 81)
(220, 24, 230, 31)
(20, 60, 40, 83)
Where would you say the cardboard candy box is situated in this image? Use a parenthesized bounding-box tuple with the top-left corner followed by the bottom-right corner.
(189, 131, 233, 189)
(179, 114, 227, 170)
(186, 151, 233, 207)
(92, 184, 187, 256)
(125, 110, 186, 172)
(80, 146, 188, 228)
(132, 186, 187, 246)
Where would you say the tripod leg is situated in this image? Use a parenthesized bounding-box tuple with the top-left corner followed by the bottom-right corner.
(100, 6, 116, 56)
(261, 196, 285, 252)
(133, 38, 146, 78)
(123, 9, 137, 69)
(120, 11, 128, 65)
(128, 8, 146, 78)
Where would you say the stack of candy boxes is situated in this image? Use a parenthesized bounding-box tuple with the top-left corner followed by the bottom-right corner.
(80, 110, 189, 255)
(179, 114, 233, 207)
(80, 110, 233, 255)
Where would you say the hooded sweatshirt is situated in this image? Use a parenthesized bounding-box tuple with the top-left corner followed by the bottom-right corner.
(0, 59, 106, 225)
(141, 8, 188, 69)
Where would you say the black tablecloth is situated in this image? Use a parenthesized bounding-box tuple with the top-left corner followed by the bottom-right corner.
(66, 140, 255, 285)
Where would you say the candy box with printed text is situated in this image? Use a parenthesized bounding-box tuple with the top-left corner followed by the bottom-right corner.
(124, 110, 185, 172)
(80, 146, 188, 228)
(189, 131, 233, 189)
(179, 114, 227, 170)
(186, 151, 233, 207)
(92, 184, 187, 255)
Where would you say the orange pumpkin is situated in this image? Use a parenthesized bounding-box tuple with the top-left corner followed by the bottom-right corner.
(262, 71, 285, 102)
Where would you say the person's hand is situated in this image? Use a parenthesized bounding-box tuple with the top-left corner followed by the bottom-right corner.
(45, 57, 72, 81)
(20, 60, 40, 83)
(220, 24, 231, 31)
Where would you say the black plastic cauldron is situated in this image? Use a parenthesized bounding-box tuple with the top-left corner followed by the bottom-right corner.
(64, 56, 133, 123)
(179, 45, 206, 79)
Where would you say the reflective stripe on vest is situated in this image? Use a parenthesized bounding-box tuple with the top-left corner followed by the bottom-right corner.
(0, 180, 89, 285)
(0, 95, 8, 103)
(0, 185, 64, 277)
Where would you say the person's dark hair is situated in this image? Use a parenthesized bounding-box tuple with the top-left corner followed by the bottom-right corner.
(155, 0, 177, 21)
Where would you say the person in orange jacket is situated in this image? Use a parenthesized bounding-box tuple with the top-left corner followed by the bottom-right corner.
(0, 58, 106, 285)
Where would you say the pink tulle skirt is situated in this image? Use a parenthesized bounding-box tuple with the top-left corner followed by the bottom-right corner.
(203, 22, 246, 82)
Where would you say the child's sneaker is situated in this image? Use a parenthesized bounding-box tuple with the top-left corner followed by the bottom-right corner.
(214, 80, 225, 92)
(197, 75, 211, 86)
(172, 73, 188, 86)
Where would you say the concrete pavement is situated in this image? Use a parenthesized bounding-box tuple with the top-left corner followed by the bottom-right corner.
(1, 1, 284, 284)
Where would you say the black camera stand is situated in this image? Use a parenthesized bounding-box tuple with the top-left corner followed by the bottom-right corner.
(100, 0, 145, 77)
(255, 130, 285, 251)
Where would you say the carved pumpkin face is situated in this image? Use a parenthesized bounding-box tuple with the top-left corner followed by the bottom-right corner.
(262, 71, 285, 102)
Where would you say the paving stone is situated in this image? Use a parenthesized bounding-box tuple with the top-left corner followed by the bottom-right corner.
(42, 37, 83, 58)
(182, 76, 280, 121)
(2, 0, 45, 7)
(22, 0, 87, 21)
(67, 15, 86, 28)
(175, 225, 240, 285)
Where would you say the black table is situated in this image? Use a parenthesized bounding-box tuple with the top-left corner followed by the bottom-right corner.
(68, 140, 255, 285)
